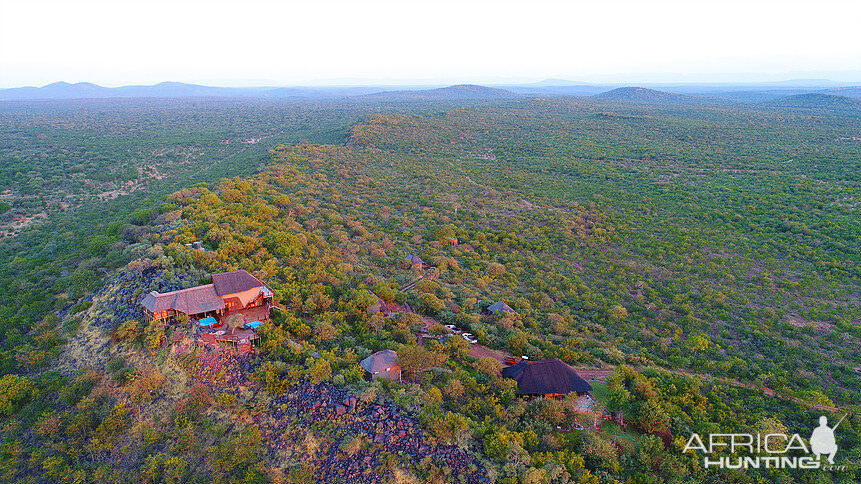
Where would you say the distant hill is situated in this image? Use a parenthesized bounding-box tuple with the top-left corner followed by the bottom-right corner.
(1, 81, 515, 102)
(0, 81, 393, 101)
(766, 78, 855, 87)
(263, 86, 386, 99)
(505, 84, 609, 97)
(527, 79, 592, 87)
(360, 84, 520, 100)
(701, 89, 818, 103)
(0, 81, 114, 100)
(110, 81, 257, 98)
(0, 81, 262, 100)
(594, 87, 731, 105)
(4, 80, 858, 103)
(764, 93, 861, 110)
(822, 86, 861, 99)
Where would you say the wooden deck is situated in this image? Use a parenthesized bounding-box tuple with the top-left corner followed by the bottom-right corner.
(197, 327, 259, 355)
(215, 303, 270, 325)
(195, 303, 270, 355)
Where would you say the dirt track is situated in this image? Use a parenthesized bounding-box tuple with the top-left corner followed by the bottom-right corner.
(468, 344, 509, 364)
(571, 368, 614, 382)
(467, 344, 613, 381)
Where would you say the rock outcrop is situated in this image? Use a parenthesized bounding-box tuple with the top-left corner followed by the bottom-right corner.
(262, 380, 488, 483)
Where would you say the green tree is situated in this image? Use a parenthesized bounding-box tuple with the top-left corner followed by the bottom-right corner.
(398, 345, 447, 381)
(144, 318, 167, 350)
(0, 374, 33, 416)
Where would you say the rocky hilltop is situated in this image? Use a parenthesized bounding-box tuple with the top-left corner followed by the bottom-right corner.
(262, 380, 489, 483)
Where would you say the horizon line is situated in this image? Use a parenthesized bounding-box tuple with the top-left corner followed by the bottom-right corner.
(2, 74, 861, 91)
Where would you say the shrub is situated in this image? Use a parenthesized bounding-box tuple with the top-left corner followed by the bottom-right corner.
(127, 366, 165, 403)
(340, 436, 364, 456)
(129, 209, 154, 225)
(60, 370, 99, 405)
(475, 357, 502, 375)
(254, 362, 289, 395)
(106, 356, 125, 373)
(144, 318, 167, 350)
(212, 426, 265, 480)
(483, 427, 523, 462)
(71, 301, 92, 314)
(113, 319, 140, 343)
(486, 263, 506, 277)
(217, 393, 239, 408)
(0, 374, 34, 416)
(418, 293, 446, 314)
(341, 364, 365, 384)
(309, 359, 332, 385)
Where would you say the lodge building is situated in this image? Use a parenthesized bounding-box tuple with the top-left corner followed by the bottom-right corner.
(141, 269, 273, 322)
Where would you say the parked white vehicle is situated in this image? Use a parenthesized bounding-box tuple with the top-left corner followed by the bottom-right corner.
(444, 324, 458, 332)
(461, 333, 477, 344)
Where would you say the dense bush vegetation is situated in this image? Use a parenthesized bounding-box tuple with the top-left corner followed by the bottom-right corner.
(0, 95, 857, 482)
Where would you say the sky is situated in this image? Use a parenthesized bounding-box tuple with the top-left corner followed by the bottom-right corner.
(0, 0, 859, 88)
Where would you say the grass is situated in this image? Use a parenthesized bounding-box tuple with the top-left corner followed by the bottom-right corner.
(585, 382, 644, 445)
(598, 422, 642, 446)
(589, 382, 610, 407)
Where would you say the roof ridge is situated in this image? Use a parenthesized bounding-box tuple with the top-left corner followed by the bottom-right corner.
(152, 283, 215, 297)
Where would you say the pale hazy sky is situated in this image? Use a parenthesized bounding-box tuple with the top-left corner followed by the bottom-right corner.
(1, 0, 859, 88)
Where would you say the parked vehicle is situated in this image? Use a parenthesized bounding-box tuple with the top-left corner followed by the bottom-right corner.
(444, 324, 458, 332)
(461, 333, 477, 344)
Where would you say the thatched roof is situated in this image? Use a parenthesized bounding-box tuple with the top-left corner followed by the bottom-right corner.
(212, 269, 266, 296)
(487, 300, 515, 314)
(406, 254, 425, 266)
(501, 358, 592, 395)
(360, 349, 399, 374)
(141, 269, 272, 316)
(366, 291, 393, 316)
(141, 285, 225, 315)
